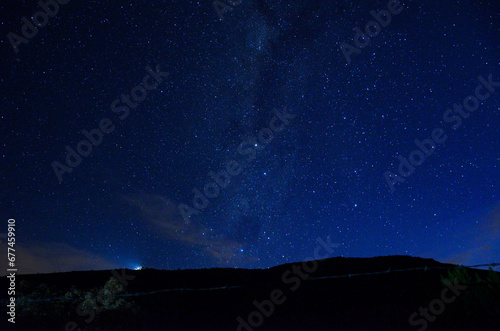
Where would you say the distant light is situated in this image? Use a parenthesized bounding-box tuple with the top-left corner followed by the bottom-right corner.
(133, 265, 142, 270)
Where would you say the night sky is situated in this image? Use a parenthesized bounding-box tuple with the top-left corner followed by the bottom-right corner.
(0, 0, 499, 274)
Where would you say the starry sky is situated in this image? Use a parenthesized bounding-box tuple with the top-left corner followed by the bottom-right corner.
(0, 0, 499, 274)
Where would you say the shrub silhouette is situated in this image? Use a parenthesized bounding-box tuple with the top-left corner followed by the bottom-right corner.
(441, 267, 500, 319)
(15, 276, 137, 328)
(17, 281, 70, 322)
(80, 276, 134, 313)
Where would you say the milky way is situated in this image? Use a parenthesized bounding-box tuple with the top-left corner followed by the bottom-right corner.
(0, 0, 499, 273)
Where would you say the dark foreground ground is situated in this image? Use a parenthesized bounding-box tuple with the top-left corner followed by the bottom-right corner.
(1, 255, 499, 330)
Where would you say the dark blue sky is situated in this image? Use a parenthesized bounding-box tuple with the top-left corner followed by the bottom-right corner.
(0, 0, 499, 274)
